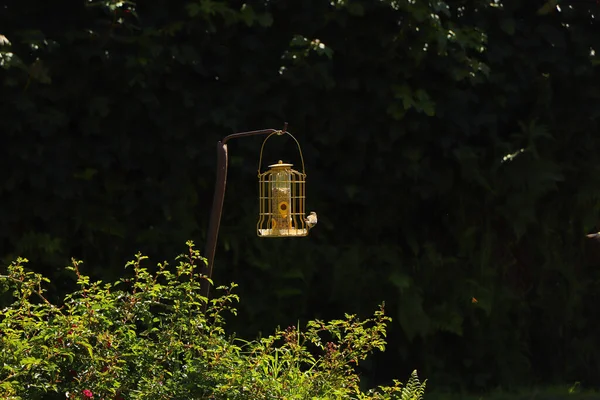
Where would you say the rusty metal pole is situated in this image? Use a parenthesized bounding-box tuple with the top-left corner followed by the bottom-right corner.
(200, 140, 228, 305)
(201, 125, 288, 307)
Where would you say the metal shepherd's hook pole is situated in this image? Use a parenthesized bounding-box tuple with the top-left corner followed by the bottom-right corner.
(201, 123, 289, 310)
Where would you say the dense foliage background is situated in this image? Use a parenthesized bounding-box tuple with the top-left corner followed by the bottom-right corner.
(2, 0, 600, 393)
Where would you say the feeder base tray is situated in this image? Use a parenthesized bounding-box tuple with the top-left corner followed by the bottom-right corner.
(258, 228, 308, 237)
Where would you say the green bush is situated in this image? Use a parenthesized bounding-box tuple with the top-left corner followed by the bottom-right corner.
(0, 241, 425, 399)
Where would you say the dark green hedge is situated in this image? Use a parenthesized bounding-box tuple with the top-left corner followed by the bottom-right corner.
(1, 0, 600, 392)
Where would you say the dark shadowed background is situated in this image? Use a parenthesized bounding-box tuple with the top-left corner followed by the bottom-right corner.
(1, 0, 600, 393)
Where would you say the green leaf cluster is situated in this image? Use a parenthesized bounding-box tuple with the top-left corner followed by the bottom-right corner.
(0, 242, 424, 399)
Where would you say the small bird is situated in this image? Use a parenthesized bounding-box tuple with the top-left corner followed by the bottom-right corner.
(305, 211, 318, 229)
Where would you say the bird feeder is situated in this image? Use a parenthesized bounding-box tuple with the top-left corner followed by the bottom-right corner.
(257, 131, 308, 237)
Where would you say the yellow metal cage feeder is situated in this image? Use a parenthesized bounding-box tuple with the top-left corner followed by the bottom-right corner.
(257, 131, 309, 237)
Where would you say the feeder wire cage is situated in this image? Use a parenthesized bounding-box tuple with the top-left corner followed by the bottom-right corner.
(257, 131, 309, 237)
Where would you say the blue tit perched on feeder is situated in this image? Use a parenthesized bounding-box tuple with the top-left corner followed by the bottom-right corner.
(305, 211, 317, 229)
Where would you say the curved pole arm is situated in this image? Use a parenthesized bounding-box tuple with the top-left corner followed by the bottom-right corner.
(201, 124, 288, 306)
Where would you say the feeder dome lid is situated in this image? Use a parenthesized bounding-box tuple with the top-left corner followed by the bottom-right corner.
(268, 160, 293, 169)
